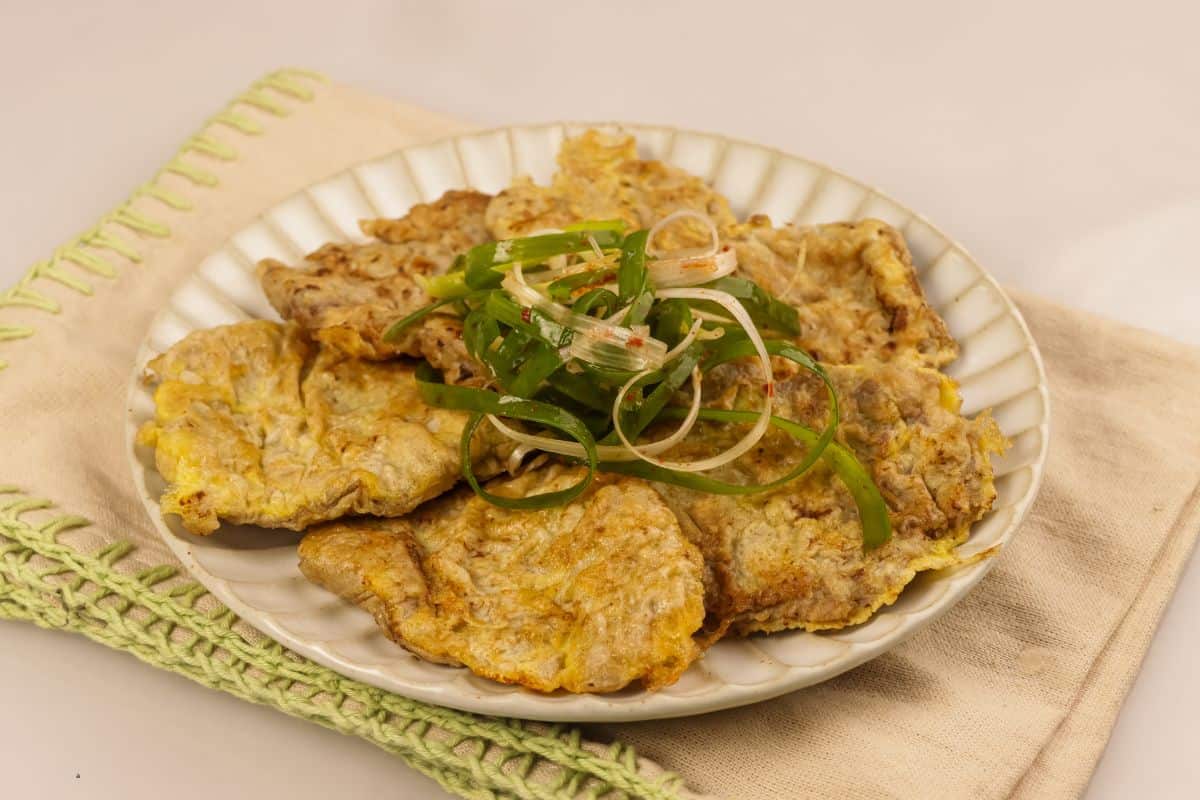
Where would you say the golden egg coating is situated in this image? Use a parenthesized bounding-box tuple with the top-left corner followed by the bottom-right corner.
(139, 320, 508, 535)
(299, 467, 707, 693)
(257, 189, 490, 379)
(653, 359, 1004, 637)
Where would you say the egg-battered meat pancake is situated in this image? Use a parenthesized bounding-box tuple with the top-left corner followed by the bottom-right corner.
(486, 130, 735, 249)
(728, 216, 957, 368)
(137, 127, 1013, 694)
(489, 134, 953, 367)
(652, 360, 1005, 635)
(137, 320, 508, 535)
(258, 189, 490, 370)
(298, 467, 706, 693)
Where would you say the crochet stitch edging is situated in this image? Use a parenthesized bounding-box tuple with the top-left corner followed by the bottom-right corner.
(0, 67, 325, 372)
(0, 62, 693, 798)
(0, 486, 688, 800)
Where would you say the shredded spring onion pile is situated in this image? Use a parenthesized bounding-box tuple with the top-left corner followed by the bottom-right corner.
(386, 212, 891, 548)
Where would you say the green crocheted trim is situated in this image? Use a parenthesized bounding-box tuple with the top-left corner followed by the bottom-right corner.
(0, 67, 691, 799)
(0, 67, 324, 372)
(0, 488, 686, 799)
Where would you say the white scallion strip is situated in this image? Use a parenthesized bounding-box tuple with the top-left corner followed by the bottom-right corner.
(482, 211, 777, 475)
(608, 366, 704, 462)
(690, 308, 737, 324)
(647, 247, 738, 288)
(528, 261, 605, 286)
(567, 335, 655, 373)
(646, 209, 720, 259)
(662, 318, 704, 362)
(775, 241, 807, 302)
(506, 442, 536, 475)
(611, 287, 774, 472)
(586, 233, 605, 260)
(643, 208, 740, 287)
(525, 242, 619, 287)
(488, 415, 614, 460)
(503, 265, 669, 371)
(486, 365, 702, 462)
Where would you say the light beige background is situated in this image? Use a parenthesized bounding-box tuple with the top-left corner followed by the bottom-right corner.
(2, 1, 1197, 798)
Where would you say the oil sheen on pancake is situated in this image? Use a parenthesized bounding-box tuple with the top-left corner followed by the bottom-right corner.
(727, 216, 957, 368)
(489, 131, 951, 366)
(137, 320, 508, 535)
(651, 359, 1004, 636)
(257, 189, 489, 381)
(139, 128, 1010, 695)
(298, 466, 706, 693)
(486, 129, 736, 250)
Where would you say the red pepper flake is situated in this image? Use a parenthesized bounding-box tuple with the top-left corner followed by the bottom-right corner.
(520, 307, 532, 323)
(764, 382, 775, 397)
(628, 336, 644, 348)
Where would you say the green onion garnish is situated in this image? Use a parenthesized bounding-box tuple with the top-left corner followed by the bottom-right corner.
(383, 291, 487, 343)
(464, 229, 624, 290)
(415, 364, 597, 510)
(603, 408, 891, 550)
(389, 214, 893, 548)
(563, 219, 629, 234)
(700, 276, 801, 335)
(547, 268, 616, 302)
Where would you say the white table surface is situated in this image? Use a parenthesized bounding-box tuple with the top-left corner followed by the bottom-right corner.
(3, 1, 1198, 797)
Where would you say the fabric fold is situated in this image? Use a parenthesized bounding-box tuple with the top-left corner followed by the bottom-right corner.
(3, 68, 1198, 800)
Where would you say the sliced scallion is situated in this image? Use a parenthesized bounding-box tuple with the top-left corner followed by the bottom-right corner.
(381, 212, 894, 548)
(415, 365, 598, 510)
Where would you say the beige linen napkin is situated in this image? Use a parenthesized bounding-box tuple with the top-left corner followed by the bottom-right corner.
(597, 303, 1200, 798)
(2, 70, 1197, 800)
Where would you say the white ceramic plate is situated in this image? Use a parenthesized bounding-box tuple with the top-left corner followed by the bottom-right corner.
(126, 123, 1049, 722)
